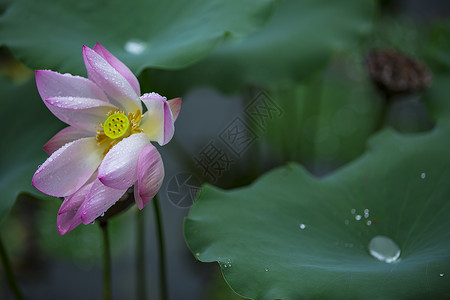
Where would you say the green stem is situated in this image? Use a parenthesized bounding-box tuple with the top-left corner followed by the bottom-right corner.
(100, 221, 111, 300)
(152, 194, 168, 300)
(136, 209, 147, 300)
(0, 235, 24, 300)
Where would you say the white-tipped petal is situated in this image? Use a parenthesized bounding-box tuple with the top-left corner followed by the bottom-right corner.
(93, 43, 141, 96)
(167, 98, 182, 121)
(83, 45, 141, 113)
(44, 126, 92, 155)
(32, 137, 103, 197)
(35, 69, 109, 102)
(135, 144, 164, 210)
(45, 96, 117, 132)
(140, 93, 174, 145)
(57, 178, 95, 235)
(80, 179, 127, 224)
(98, 133, 149, 190)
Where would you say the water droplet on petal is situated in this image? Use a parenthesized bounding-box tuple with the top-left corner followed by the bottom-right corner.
(368, 235, 401, 263)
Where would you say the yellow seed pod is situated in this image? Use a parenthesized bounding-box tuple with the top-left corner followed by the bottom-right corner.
(104, 112, 129, 139)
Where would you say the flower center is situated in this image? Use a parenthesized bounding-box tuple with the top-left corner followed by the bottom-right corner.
(104, 112, 129, 139)
(96, 110, 144, 156)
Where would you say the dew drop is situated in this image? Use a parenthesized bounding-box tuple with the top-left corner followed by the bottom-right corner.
(351, 208, 356, 214)
(440, 273, 444, 277)
(368, 235, 401, 263)
(355, 215, 362, 221)
(264, 268, 269, 272)
(421, 172, 426, 179)
(299, 224, 306, 230)
(124, 39, 147, 55)
(367, 220, 372, 226)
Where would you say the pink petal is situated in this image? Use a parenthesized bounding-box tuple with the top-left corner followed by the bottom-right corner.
(167, 98, 182, 121)
(59, 177, 96, 214)
(45, 97, 117, 132)
(135, 144, 164, 210)
(58, 206, 83, 235)
(93, 43, 141, 96)
(140, 93, 174, 146)
(32, 137, 103, 197)
(98, 133, 149, 190)
(83, 45, 141, 113)
(44, 126, 92, 155)
(80, 178, 127, 225)
(57, 179, 95, 235)
(35, 70, 108, 102)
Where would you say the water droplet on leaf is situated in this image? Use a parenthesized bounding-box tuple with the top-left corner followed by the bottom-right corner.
(124, 39, 147, 55)
(368, 235, 401, 263)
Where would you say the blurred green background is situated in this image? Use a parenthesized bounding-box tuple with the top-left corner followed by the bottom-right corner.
(0, 0, 450, 299)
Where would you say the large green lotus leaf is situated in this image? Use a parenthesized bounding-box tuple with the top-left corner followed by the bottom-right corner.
(184, 122, 450, 298)
(0, 76, 61, 224)
(146, 0, 375, 94)
(0, 0, 275, 75)
(424, 20, 450, 73)
(258, 70, 381, 173)
(425, 73, 450, 123)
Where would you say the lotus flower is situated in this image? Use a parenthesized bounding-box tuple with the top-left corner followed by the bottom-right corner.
(32, 43, 181, 234)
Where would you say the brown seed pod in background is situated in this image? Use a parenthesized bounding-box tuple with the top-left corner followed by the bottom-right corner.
(366, 49, 432, 98)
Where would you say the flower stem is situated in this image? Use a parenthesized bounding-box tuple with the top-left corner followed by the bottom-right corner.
(152, 194, 168, 300)
(0, 235, 24, 300)
(100, 221, 111, 300)
(136, 209, 147, 300)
